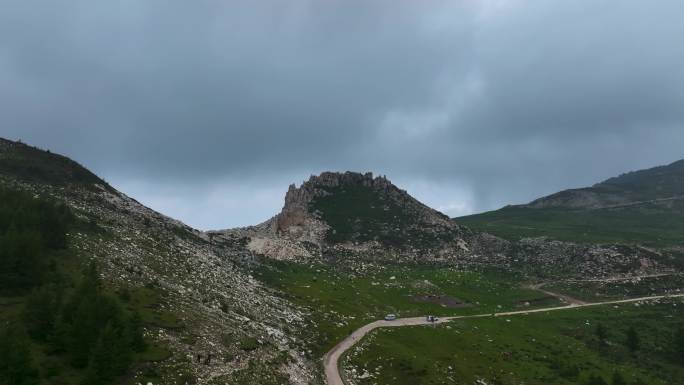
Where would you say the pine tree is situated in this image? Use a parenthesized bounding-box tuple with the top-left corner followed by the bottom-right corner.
(676, 326, 684, 365)
(596, 323, 608, 346)
(63, 263, 107, 368)
(626, 326, 640, 353)
(128, 311, 146, 353)
(585, 373, 608, 385)
(82, 319, 134, 385)
(23, 285, 62, 341)
(0, 324, 40, 385)
(66, 289, 102, 368)
(83, 322, 117, 385)
(0, 226, 45, 292)
(611, 371, 627, 385)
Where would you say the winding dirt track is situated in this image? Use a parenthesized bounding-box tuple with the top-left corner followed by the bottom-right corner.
(323, 293, 684, 385)
(526, 283, 587, 305)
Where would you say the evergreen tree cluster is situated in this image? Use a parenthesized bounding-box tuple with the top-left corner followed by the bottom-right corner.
(0, 187, 72, 293)
(0, 187, 144, 385)
(678, 326, 684, 364)
(2, 264, 145, 385)
(0, 325, 39, 385)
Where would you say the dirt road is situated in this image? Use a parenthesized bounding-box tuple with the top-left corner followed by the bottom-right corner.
(323, 293, 684, 385)
(527, 282, 587, 305)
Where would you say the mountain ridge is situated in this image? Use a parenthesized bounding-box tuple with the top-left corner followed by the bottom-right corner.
(459, 157, 684, 248)
(0, 137, 116, 192)
(524, 158, 684, 209)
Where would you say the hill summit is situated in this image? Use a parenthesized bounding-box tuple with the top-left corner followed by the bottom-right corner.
(273, 171, 464, 250)
(0, 138, 112, 191)
(218, 171, 472, 261)
(459, 157, 684, 247)
(527, 159, 684, 209)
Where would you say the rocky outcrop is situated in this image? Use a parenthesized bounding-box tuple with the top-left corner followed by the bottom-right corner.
(273, 172, 463, 251)
(274, 172, 394, 238)
(211, 171, 469, 261)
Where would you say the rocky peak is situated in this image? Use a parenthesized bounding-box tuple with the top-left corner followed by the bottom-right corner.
(281, 172, 393, 211)
(305, 171, 392, 189)
(272, 171, 462, 251)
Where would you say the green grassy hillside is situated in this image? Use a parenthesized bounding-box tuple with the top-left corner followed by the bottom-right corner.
(457, 159, 684, 247)
(0, 187, 164, 385)
(457, 202, 684, 247)
(345, 299, 684, 385)
(596, 159, 684, 201)
(311, 184, 417, 245)
(255, 260, 560, 357)
(310, 183, 457, 249)
(0, 139, 112, 191)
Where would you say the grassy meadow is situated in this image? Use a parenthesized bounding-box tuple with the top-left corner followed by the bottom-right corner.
(457, 204, 684, 248)
(255, 260, 560, 356)
(345, 299, 684, 385)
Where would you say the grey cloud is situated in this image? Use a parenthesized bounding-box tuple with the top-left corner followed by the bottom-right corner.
(1, 0, 683, 228)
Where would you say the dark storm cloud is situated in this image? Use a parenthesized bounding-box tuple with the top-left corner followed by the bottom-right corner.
(2, 0, 684, 229)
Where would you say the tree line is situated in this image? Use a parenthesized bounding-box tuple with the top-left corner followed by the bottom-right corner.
(0, 187, 144, 385)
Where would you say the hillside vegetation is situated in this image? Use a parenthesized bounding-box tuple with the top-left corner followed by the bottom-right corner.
(0, 139, 110, 191)
(346, 300, 684, 385)
(0, 138, 317, 385)
(458, 159, 684, 247)
(311, 184, 454, 248)
(0, 188, 146, 385)
(458, 203, 684, 247)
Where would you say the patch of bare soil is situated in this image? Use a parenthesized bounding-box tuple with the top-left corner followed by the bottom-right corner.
(413, 294, 469, 308)
(516, 295, 556, 306)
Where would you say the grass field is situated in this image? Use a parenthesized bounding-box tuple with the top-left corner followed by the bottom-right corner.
(457, 204, 684, 248)
(255, 260, 560, 356)
(542, 275, 684, 302)
(344, 299, 684, 385)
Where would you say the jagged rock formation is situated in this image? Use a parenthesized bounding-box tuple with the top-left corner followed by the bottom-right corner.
(218, 171, 471, 261)
(280, 172, 462, 247)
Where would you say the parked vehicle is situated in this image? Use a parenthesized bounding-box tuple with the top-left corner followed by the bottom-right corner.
(384, 314, 397, 321)
(426, 315, 439, 322)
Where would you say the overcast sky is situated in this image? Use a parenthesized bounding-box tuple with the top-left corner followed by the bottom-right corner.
(2, 1, 684, 230)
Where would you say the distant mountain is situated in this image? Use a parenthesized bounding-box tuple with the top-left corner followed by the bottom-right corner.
(458, 159, 684, 247)
(526, 159, 684, 209)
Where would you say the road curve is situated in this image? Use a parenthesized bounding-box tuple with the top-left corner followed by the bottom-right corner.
(527, 283, 587, 305)
(323, 293, 684, 385)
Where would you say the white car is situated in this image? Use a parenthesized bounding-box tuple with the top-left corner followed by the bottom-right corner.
(384, 314, 397, 321)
